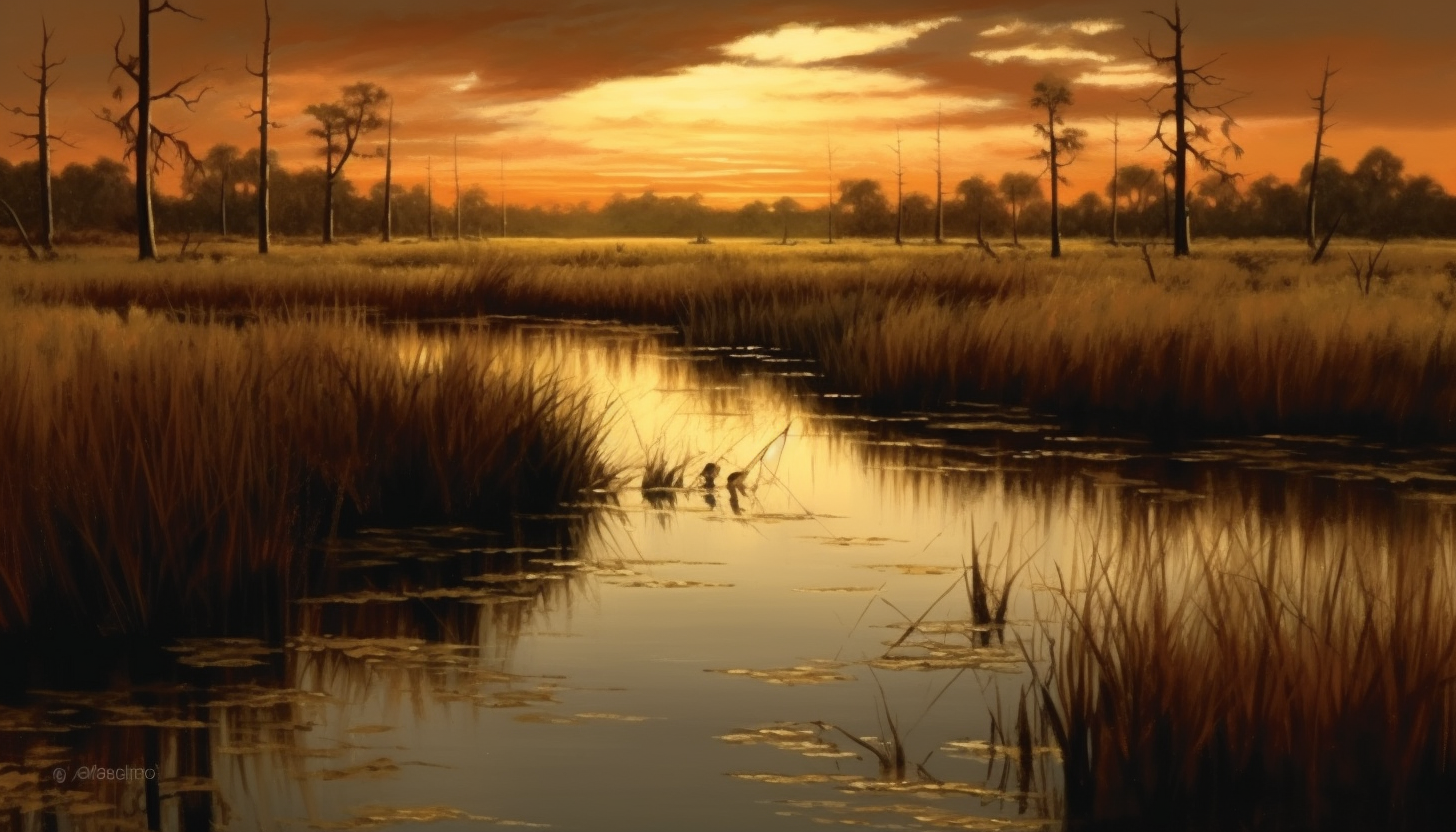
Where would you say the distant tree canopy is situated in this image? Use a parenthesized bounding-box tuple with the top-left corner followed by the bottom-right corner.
(0, 143, 1452, 244)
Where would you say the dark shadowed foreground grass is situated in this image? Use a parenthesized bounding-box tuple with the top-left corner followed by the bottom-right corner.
(0, 305, 616, 635)
(1040, 522, 1456, 831)
(10, 239, 1455, 439)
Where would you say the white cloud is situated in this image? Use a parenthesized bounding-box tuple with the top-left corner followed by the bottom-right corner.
(972, 46, 1116, 64)
(450, 71, 479, 92)
(1074, 63, 1168, 88)
(979, 18, 1123, 38)
(485, 63, 1003, 137)
(722, 16, 958, 65)
(979, 21, 1028, 37)
(1069, 19, 1122, 36)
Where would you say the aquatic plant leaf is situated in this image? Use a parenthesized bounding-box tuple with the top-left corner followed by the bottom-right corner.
(706, 663, 852, 686)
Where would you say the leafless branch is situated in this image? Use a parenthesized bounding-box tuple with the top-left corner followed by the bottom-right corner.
(151, 1, 204, 22)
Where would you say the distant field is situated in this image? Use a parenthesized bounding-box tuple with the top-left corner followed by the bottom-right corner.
(6, 235, 1456, 439)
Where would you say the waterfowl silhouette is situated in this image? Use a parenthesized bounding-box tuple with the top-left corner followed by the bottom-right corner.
(700, 463, 721, 489)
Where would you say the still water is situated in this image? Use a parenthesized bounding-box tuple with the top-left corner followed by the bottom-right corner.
(3, 320, 1454, 831)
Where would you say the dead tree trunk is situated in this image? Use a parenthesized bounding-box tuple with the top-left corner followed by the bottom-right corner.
(1108, 116, 1120, 245)
(2, 21, 68, 252)
(1139, 2, 1242, 258)
(135, 0, 156, 259)
(382, 99, 393, 242)
(1304, 58, 1337, 249)
(1168, 15, 1189, 256)
(825, 139, 836, 244)
(104, 0, 206, 260)
(499, 154, 507, 238)
(934, 108, 944, 244)
(453, 135, 462, 241)
(426, 155, 435, 240)
(246, 0, 272, 253)
(323, 125, 336, 242)
(889, 128, 904, 246)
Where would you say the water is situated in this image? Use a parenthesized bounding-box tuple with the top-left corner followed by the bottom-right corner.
(4, 320, 1455, 831)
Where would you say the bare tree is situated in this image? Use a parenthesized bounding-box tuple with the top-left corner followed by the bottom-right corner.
(101, 0, 210, 261)
(381, 98, 393, 242)
(196, 144, 241, 236)
(1304, 58, 1338, 249)
(888, 127, 904, 246)
(825, 138, 836, 244)
(426, 155, 435, 240)
(1107, 115, 1120, 245)
(934, 106, 945, 244)
(3, 20, 71, 252)
(244, 0, 275, 254)
(499, 154, 507, 238)
(305, 82, 388, 243)
(1137, 1, 1242, 256)
(1031, 76, 1087, 259)
(453, 135, 462, 241)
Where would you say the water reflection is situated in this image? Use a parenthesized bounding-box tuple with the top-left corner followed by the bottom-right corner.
(4, 319, 1456, 830)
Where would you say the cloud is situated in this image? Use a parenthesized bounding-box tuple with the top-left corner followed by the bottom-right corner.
(1069, 20, 1122, 36)
(1074, 63, 1168, 88)
(972, 46, 1116, 65)
(486, 62, 1004, 137)
(450, 72, 480, 92)
(979, 18, 1123, 38)
(721, 16, 958, 65)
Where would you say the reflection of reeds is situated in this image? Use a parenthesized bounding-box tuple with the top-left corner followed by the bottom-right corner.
(0, 307, 617, 634)
(1041, 527, 1456, 830)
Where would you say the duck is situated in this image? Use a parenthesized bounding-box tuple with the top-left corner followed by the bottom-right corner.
(700, 463, 721, 489)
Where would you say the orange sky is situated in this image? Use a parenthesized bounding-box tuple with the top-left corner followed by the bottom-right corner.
(1, 0, 1453, 208)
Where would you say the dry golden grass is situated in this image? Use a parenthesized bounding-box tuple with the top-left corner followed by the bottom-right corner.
(6, 237, 1456, 439)
(0, 303, 616, 634)
(1041, 518, 1456, 830)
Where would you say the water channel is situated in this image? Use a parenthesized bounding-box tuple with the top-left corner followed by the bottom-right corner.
(3, 319, 1455, 831)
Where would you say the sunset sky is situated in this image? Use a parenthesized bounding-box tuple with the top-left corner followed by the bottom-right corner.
(0, 0, 1452, 208)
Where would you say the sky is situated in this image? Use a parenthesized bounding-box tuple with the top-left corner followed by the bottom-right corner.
(0, 0, 1453, 208)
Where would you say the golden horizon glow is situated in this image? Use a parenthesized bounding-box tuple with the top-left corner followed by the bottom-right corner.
(0, 2, 1451, 210)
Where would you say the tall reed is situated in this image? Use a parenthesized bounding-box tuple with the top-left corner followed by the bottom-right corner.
(1041, 520, 1456, 830)
(0, 305, 616, 635)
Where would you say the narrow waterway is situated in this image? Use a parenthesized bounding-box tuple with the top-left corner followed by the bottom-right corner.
(4, 319, 1455, 831)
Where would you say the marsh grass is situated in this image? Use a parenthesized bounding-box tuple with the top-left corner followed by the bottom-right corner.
(16, 238, 1452, 439)
(1041, 522, 1456, 830)
(0, 305, 616, 635)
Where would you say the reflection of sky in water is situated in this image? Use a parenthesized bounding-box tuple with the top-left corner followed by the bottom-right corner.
(11, 321, 1456, 832)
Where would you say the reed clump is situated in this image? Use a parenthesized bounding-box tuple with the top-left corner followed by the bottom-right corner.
(1041, 524, 1456, 830)
(0, 305, 616, 635)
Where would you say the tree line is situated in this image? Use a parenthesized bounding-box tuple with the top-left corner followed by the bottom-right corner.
(1, 1, 1453, 256)
(1, 141, 1450, 243)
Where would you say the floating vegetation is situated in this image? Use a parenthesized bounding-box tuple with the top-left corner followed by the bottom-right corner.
(793, 586, 880, 594)
(863, 563, 960, 576)
(166, 638, 278, 668)
(868, 644, 1022, 673)
(802, 536, 906, 547)
(716, 725, 858, 759)
(310, 804, 548, 829)
(706, 663, 853, 686)
(608, 579, 734, 589)
(729, 772, 860, 786)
